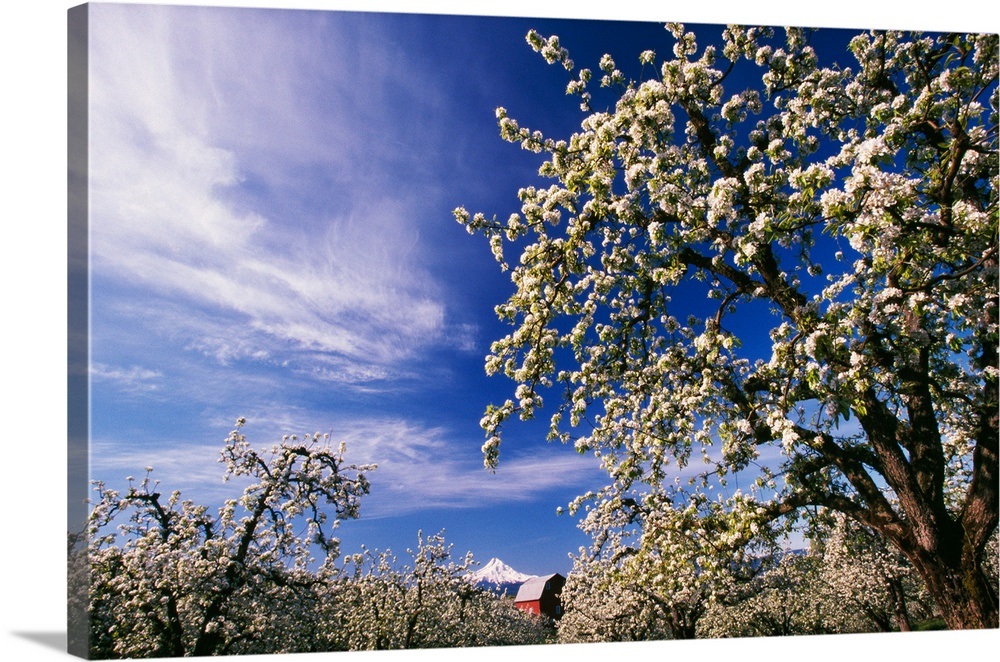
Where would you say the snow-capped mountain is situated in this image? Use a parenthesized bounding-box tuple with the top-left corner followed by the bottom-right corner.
(470, 557, 535, 585)
(467, 558, 535, 596)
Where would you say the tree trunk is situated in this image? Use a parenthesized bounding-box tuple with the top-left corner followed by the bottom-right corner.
(887, 578, 912, 632)
(162, 591, 187, 657)
(666, 603, 701, 639)
(906, 540, 998, 630)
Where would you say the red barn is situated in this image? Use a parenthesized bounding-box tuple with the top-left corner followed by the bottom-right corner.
(513, 573, 565, 620)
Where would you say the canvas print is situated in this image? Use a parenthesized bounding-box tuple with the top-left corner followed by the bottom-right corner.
(67, 2, 998, 659)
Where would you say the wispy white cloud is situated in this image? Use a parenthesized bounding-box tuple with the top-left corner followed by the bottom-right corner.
(309, 418, 605, 518)
(373, 450, 605, 513)
(90, 413, 604, 521)
(89, 435, 239, 506)
(87, 4, 460, 386)
(90, 363, 163, 393)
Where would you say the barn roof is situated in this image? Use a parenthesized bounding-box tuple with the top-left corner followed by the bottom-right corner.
(513, 573, 561, 603)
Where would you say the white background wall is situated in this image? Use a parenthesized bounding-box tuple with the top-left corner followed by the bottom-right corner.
(1, 2, 996, 661)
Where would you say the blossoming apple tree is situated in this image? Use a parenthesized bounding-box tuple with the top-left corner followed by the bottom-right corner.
(80, 420, 374, 657)
(698, 517, 940, 637)
(816, 514, 936, 632)
(556, 548, 674, 643)
(326, 531, 550, 650)
(698, 551, 833, 637)
(456, 25, 998, 629)
(559, 485, 775, 639)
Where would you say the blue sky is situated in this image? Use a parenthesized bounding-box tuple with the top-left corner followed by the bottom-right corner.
(85, 4, 697, 574)
(76, 2, 963, 577)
